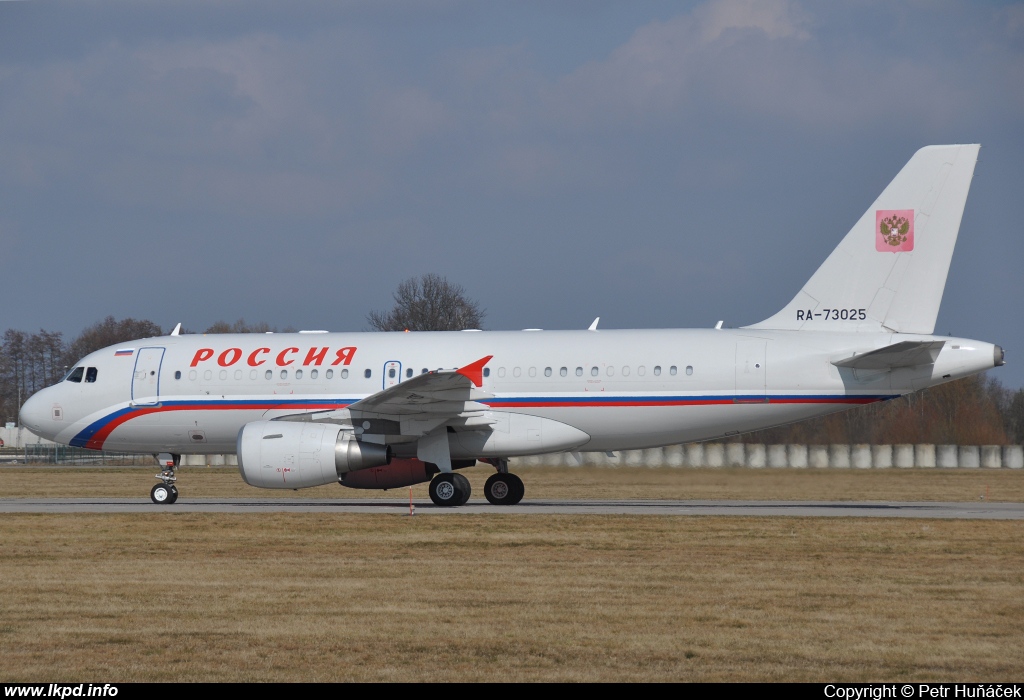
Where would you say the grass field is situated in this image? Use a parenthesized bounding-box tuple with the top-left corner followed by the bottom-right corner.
(1, 467, 1022, 682)
(2, 464, 1023, 502)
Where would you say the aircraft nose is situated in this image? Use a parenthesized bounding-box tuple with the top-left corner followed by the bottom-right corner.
(19, 390, 51, 436)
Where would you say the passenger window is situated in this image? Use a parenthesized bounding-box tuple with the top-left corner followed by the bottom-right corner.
(364, 369, 371, 378)
(622, 366, 630, 376)
(311, 369, 318, 379)
(406, 368, 413, 378)
(388, 368, 396, 379)
(576, 367, 583, 377)
(654, 366, 661, 376)
(560, 367, 567, 377)
(204, 370, 212, 381)
(189, 370, 197, 381)
(544, 367, 552, 377)
(295, 369, 303, 380)
(670, 366, 677, 376)
(591, 367, 599, 377)
(341, 369, 349, 379)
(513, 367, 521, 378)
(483, 368, 490, 378)
(498, 368, 506, 378)
(421, 368, 428, 374)
(265, 370, 273, 380)
(174, 371, 182, 380)
(66, 367, 84, 383)
(219, 370, 227, 380)
(325, 369, 333, 379)
(85, 367, 98, 383)
(280, 370, 288, 380)
(528, 367, 536, 378)
(686, 365, 693, 376)
(638, 366, 646, 376)
(606, 366, 614, 377)
(249, 370, 257, 380)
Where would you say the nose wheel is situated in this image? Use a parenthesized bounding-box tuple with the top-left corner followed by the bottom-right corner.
(151, 453, 180, 504)
(151, 482, 178, 504)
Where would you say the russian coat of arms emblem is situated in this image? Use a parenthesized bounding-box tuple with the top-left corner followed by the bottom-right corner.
(875, 209, 914, 252)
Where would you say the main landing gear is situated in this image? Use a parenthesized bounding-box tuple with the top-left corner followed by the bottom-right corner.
(426, 459, 525, 507)
(151, 453, 180, 505)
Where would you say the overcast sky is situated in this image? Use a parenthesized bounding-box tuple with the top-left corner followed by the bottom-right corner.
(2, 0, 1022, 386)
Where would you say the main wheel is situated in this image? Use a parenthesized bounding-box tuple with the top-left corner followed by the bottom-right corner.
(484, 473, 518, 505)
(429, 473, 461, 507)
(452, 473, 471, 506)
(506, 473, 524, 505)
(151, 483, 173, 505)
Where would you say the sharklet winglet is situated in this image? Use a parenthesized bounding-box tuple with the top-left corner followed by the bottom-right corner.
(455, 355, 493, 387)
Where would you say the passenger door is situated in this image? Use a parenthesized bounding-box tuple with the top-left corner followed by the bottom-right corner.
(132, 347, 165, 406)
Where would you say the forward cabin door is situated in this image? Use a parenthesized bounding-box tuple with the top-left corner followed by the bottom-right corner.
(132, 347, 165, 406)
(383, 361, 402, 390)
(734, 340, 767, 402)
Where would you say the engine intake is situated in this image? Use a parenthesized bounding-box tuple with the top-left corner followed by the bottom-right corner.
(237, 420, 391, 489)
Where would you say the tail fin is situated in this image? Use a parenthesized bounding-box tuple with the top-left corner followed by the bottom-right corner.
(745, 144, 980, 334)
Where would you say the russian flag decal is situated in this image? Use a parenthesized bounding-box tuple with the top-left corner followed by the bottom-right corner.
(114, 349, 134, 357)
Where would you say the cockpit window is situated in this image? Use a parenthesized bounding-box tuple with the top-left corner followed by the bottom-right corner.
(65, 367, 84, 383)
(85, 367, 98, 383)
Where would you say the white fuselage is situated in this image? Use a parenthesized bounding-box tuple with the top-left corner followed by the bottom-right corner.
(19, 328, 999, 456)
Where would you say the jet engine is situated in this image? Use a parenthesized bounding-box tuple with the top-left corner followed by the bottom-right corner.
(237, 420, 391, 489)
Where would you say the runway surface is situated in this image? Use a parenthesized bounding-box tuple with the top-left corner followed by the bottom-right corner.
(1, 498, 1021, 518)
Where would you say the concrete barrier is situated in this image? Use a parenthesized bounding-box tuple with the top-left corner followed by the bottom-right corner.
(936, 445, 959, 468)
(767, 444, 788, 468)
(808, 444, 829, 468)
(872, 444, 893, 468)
(704, 443, 725, 467)
(852, 444, 872, 469)
(829, 444, 851, 468)
(959, 446, 980, 468)
(893, 444, 915, 468)
(725, 443, 745, 467)
(788, 444, 808, 468)
(664, 445, 684, 467)
(915, 444, 936, 468)
(685, 443, 704, 468)
(746, 443, 767, 468)
(981, 445, 1002, 469)
(1004, 445, 1024, 469)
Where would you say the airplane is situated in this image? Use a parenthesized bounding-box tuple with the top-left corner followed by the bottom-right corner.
(18, 144, 1004, 507)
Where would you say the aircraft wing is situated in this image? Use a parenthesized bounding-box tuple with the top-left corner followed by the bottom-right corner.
(347, 355, 494, 416)
(832, 340, 945, 370)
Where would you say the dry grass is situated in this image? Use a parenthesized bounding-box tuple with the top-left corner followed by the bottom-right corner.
(1, 464, 1022, 502)
(0, 513, 1021, 682)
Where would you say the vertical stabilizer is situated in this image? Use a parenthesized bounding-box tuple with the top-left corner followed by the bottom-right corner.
(745, 144, 979, 334)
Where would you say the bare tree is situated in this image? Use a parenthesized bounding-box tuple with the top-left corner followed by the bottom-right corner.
(367, 274, 485, 331)
(205, 319, 275, 334)
(65, 316, 163, 365)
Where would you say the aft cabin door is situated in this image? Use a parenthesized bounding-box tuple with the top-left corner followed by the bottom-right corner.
(383, 361, 402, 390)
(734, 340, 767, 401)
(132, 347, 165, 406)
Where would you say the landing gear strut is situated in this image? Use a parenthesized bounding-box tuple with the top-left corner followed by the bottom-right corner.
(151, 453, 180, 505)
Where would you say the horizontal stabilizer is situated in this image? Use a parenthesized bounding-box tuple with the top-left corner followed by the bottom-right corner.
(833, 340, 945, 370)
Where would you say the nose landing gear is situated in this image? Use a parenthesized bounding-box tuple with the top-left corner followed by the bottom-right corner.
(151, 453, 180, 504)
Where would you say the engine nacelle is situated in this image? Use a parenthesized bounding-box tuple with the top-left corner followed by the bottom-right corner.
(339, 458, 436, 490)
(237, 420, 391, 489)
